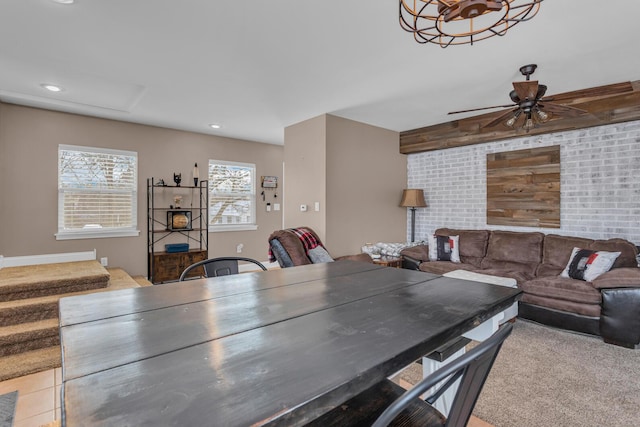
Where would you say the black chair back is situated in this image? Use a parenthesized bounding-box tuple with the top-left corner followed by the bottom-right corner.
(179, 257, 267, 281)
(372, 323, 513, 427)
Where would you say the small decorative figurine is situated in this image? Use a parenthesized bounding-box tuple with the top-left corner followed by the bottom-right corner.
(173, 173, 182, 186)
(193, 163, 199, 186)
(156, 178, 165, 186)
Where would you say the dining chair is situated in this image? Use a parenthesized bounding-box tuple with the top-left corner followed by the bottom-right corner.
(309, 323, 513, 427)
(178, 257, 267, 281)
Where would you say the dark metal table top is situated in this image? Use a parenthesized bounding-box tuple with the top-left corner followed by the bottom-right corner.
(59, 260, 520, 427)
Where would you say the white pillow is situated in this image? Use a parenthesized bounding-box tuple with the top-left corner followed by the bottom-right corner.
(308, 246, 334, 263)
(427, 235, 460, 263)
(560, 247, 620, 282)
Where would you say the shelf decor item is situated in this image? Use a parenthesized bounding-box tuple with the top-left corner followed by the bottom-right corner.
(167, 210, 192, 231)
(165, 243, 190, 253)
(193, 163, 199, 186)
(173, 172, 182, 186)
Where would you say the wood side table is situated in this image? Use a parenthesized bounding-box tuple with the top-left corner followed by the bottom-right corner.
(372, 256, 403, 268)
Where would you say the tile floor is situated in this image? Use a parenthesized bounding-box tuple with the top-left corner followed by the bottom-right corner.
(0, 369, 60, 427)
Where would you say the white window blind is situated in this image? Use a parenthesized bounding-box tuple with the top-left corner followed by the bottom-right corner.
(208, 160, 257, 231)
(57, 145, 139, 240)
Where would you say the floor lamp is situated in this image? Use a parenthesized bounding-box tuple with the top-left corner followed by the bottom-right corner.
(400, 189, 427, 243)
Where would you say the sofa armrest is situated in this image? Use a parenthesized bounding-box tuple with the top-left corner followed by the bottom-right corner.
(399, 244, 430, 262)
(592, 267, 640, 289)
(600, 287, 640, 348)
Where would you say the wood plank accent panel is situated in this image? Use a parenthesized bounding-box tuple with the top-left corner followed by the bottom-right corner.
(400, 80, 640, 154)
(486, 146, 560, 228)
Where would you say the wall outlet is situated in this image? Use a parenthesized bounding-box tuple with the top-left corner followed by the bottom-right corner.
(274, 203, 280, 211)
(236, 244, 244, 254)
(314, 202, 320, 212)
(100, 257, 108, 266)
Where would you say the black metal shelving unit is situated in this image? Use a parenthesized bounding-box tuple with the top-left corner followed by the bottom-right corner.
(147, 177, 208, 283)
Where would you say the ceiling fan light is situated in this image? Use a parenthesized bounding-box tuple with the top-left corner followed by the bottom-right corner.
(524, 117, 535, 132)
(505, 116, 517, 127)
(536, 109, 549, 122)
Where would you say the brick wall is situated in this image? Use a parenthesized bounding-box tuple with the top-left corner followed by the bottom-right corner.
(407, 120, 640, 245)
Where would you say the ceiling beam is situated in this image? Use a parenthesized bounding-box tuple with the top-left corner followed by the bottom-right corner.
(399, 81, 640, 155)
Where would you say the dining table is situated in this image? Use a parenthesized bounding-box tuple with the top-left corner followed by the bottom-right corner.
(59, 260, 521, 426)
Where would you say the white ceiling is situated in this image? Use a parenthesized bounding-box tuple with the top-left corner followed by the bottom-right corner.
(1, 1, 639, 146)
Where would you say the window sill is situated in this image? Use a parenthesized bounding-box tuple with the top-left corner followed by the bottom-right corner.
(55, 229, 141, 240)
(209, 225, 258, 233)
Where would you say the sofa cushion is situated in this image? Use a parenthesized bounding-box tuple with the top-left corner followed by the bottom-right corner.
(520, 276, 602, 305)
(560, 248, 620, 282)
(419, 261, 479, 276)
(480, 230, 544, 276)
(521, 293, 601, 317)
(435, 228, 489, 267)
(589, 238, 638, 269)
(537, 234, 594, 277)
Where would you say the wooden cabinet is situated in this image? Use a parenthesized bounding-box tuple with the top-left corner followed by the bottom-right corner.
(149, 250, 207, 283)
(147, 178, 208, 283)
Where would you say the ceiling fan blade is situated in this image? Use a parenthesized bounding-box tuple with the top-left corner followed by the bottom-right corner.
(448, 104, 515, 115)
(482, 108, 520, 128)
(539, 102, 587, 118)
(513, 80, 539, 101)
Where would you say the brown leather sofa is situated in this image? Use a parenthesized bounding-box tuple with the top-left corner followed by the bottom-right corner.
(401, 228, 640, 349)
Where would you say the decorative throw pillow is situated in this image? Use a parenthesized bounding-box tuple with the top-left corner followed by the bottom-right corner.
(560, 247, 620, 282)
(308, 246, 334, 263)
(427, 235, 460, 263)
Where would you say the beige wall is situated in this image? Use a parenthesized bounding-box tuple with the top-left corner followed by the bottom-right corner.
(283, 114, 407, 257)
(325, 115, 407, 255)
(0, 103, 283, 275)
(282, 115, 327, 239)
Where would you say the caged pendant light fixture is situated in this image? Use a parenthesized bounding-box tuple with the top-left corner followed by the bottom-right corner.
(399, 0, 543, 48)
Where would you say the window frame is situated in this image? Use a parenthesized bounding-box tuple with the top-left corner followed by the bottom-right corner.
(56, 144, 140, 240)
(208, 159, 257, 232)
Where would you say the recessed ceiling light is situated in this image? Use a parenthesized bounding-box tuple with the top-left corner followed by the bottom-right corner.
(52, 0, 75, 4)
(41, 83, 64, 92)
(209, 124, 221, 129)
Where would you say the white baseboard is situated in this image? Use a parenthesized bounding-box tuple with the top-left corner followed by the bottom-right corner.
(0, 249, 97, 269)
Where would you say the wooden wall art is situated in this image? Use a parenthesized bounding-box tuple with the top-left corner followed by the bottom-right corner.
(486, 145, 560, 228)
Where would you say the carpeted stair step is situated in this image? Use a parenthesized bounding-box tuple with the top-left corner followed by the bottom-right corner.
(0, 318, 59, 357)
(0, 268, 145, 327)
(0, 345, 61, 382)
(0, 261, 110, 302)
(0, 295, 60, 327)
(0, 267, 144, 382)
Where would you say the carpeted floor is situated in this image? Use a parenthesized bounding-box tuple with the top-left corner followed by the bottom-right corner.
(399, 320, 640, 427)
(0, 391, 17, 427)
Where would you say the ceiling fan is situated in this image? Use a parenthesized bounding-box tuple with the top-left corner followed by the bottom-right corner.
(448, 64, 588, 131)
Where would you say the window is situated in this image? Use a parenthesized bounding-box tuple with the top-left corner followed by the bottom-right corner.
(57, 145, 139, 240)
(208, 160, 257, 231)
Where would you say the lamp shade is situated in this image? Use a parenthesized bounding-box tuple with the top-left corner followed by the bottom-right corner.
(400, 189, 427, 208)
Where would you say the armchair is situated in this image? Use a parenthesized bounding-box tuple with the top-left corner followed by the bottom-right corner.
(268, 226, 372, 268)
